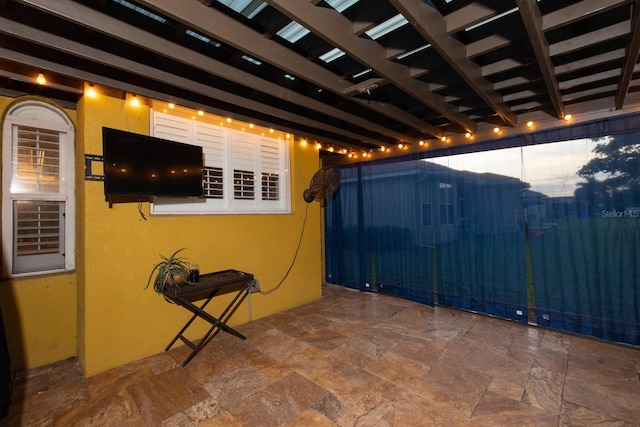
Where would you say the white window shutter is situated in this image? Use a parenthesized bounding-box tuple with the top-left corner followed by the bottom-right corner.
(11, 126, 61, 194)
(197, 123, 225, 168)
(197, 123, 226, 200)
(230, 131, 256, 205)
(12, 200, 65, 273)
(259, 137, 281, 202)
(152, 113, 190, 143)
(151, 110, 290, 214)
(2, 100, 75, 277)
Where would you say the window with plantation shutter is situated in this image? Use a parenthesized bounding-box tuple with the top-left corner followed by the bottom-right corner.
(11, 126, 61, 194)
(230, 130, 256, 206)
(262, 173, 279, 201)
(2, 100, 75, 277)
(234, 169, 255, 199)
(199, 123, 225, 201)
(13, 200, 65, 274)
(151, 111, 290, 214)
(203, 167, 223, 199)
(152, 112, 190, 143)
(259, 137, 281, 202)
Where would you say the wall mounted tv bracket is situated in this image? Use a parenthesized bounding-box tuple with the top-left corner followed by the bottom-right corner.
(84, 154, 104, 181)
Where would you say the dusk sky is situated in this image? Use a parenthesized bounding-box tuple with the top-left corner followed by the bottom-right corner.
(426, 138, 600, 197)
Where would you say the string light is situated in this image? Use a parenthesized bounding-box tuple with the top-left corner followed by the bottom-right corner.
(419, 140, 425, 146)
(493, 127, 500, 134)
(151, 102, 298, 143)
(564, 114, 572, 121)
(36, 73, 46, 85)
(465, 132, 472, 139)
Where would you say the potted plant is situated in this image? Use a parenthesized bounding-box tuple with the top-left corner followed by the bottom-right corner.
(146, 248, 192, 299)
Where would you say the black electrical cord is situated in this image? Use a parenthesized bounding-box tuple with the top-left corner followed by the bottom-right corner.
(260, 202, 310, 295)
(138, 200, 147, 220)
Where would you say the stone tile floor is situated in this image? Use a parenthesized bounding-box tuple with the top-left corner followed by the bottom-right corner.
(3, 284, 640, 426)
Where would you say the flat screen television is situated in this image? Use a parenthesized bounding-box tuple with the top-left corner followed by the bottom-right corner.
(102, 127, 203, 200)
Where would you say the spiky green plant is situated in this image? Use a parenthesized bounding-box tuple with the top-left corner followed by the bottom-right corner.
(146, 248, 192, 297)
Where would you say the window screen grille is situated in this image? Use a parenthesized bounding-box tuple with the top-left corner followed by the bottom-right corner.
(204, 166, 223, 198)
(261, 172, 279, 200)
(234, 169, 255, 199)
(12, 126, 61, 194)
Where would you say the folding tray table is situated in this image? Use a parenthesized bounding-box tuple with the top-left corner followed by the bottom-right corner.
(163, 269, 254, 366)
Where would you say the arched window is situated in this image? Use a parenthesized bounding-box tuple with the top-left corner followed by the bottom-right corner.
(2, 99, 75, 276)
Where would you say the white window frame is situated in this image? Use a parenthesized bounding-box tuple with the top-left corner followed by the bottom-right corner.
(438, 182, 455, 225)
(150, 111, 291, 215)
(2, 100, 76, 277)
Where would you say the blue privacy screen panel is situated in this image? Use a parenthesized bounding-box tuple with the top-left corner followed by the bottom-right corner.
(325, 113, 640, 345)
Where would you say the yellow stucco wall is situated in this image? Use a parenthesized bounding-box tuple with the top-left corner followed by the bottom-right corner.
(0, 91, 322, 376)
(0, 274, 77, 371)
(78, 93, 322, 376)
(0, 96, 78, 371)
